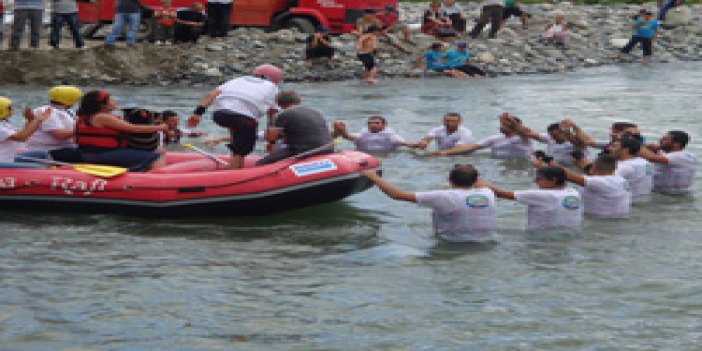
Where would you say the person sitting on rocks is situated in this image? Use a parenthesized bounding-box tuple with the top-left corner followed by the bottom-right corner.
(422, 1, 454, 38)
(173, 2, 206, 44)
(658, 0, 684, 21)
(469, 0, 505, 39)
(417, 42, 465, 78)
(502, 0, 529, 30)
(440, 0, 466, 34)
(333, 116, 415, 153)
(353, 8, 382, 36)
(616, 9, 659, 64)
(444, 42, 487, 77)
(305, 25, 334, 68)
(541, 12, 570, 45)
(375, 5, 412, 52)
(153, 0, 176, 45)
(356, 25, 381, 84)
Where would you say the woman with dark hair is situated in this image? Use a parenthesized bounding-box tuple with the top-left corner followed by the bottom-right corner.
(74, 90, 168, 172)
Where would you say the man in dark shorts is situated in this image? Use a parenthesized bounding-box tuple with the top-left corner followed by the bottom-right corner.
(189, 64, 282, 169)
(256, 90, 332, 165)
(502, 0, 528, 29)
(356, 25, 380, 84)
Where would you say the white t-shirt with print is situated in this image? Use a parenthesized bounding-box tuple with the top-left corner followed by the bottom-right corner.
(211, 76, 279, 120)
(26, 106, 76, 151)
(477, 133, 532, 159)
(514, 187, 583, 230)
(581, 175, 631, 218)
(615, 157, 653, 198)
(427, 126, 474, 150)
(538, 132, 586, 166)
(0, 121, 19, 163)
(653, 150, 698, 194)
(352, 127, 405, 153)
(415, 187, 497, 242)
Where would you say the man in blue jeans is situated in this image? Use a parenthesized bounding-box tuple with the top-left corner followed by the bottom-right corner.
(50, 0, 84, 49)
(105, 0, 142, 46)
(658, 0, 683, 21)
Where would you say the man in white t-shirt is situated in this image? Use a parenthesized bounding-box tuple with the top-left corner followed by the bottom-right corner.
(333, 116, 413, 153)
(612, 136, 653, 199)
(361, 164, 497, 242)
(483, 166, 583, 230)
(0, 96, 51, 168)
(432, 112, 531, 158)
(416, 112, 474, 151)
(512, 118, 588, 166)
(189, 64, 282, 169)
(538, 153, 631, 218)
(639, 130, 698, 194)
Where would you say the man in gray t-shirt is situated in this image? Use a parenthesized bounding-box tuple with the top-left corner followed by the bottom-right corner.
(105, 0, 143, 46)
(257, 90, 333, 165)
(50, 0, 84, 49)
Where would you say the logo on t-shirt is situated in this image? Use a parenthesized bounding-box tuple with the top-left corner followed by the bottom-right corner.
(465, 195, 489, 209)
(562, 196, 581, 210)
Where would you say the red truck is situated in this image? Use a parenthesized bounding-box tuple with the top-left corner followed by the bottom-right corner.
(78, 0, 399, 36)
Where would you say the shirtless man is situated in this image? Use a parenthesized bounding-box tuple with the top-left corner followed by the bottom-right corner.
(356, 25, 381, 84)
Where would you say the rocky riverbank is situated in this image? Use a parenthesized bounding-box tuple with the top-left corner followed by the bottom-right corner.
(1, 2, 701, 86)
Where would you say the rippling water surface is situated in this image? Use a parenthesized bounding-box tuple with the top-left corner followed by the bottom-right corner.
(2, 63, 702, 350)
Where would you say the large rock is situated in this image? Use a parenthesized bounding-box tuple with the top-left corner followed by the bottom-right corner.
(609, 38, 629, 48)
(476, 52, 495, 64)
(661, 6, 692, 28)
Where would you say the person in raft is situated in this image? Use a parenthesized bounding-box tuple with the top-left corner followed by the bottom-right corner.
(0, 96, 52, 169)
(361, 164, 498, 242)
(189, 64, 282, 169)
(74, 90, 168, 172)
(480, 166, 583, 230)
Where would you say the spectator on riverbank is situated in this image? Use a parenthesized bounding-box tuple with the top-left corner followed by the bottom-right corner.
(353, 8, 382, 36)
(375, 5, 412, 52)
(444, 42, 487, 77)
(356, 26, 380, 84)
(173, 2, 206, 44)
(0, 1, 4, 48)
(333, 117, 415, 153)
(541, 12, 570, 45)
(153, 0, 177, 45)
(105, 0, 142, 47)
(658, 0, 683, 21)
(50, 0, 84, 49)
(9, 0, 45, 50)
(502, 0, 529, 30)
(469, 0, 505, 39)
(616, 9, 659, 64)
(422, 1, 454, 38)
(440, 0, 466, 33)
(206, 0, 232, 38)
(417, 42, 465, 78)
(305, 26, 334, 69)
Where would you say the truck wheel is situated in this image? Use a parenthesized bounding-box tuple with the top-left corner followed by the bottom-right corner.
(284, 17, 315, 34)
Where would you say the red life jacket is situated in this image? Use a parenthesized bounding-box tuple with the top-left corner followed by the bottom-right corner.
(75, 115, 125, 150)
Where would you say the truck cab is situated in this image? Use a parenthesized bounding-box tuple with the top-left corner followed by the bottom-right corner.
(78, 0, 399, 36)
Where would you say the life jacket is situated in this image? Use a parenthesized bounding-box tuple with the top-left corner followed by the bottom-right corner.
(75, 114, 125, 151)
(123, 108, 160, 151)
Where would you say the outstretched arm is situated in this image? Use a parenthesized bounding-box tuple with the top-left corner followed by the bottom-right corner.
(638, 145, 669, 164)
(361, 170, 417, 202)
(431, 143, 483, 156)
(477, 179, 516, 200)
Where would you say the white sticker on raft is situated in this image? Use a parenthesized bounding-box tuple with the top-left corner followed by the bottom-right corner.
(51, 176, 108, 196)
(0, 177, 16, 189)
(290, 159, 337, 177)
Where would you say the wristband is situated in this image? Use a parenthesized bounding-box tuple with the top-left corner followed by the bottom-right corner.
(193, 105, 206, 116)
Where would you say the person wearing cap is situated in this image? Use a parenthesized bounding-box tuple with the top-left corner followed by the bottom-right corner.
(305, 25, 334, 68)
(616, 9, 659, 64)
(15, 86, 83, 163)
(469, 0, 505, 39)
(444, 42, 487, 77)
(0, 97, 52, 169)
(189, 64, 282, 169)
(417, 42, 465, 78)
(353, 8, 382, 36)
(375, 5, 413, 51)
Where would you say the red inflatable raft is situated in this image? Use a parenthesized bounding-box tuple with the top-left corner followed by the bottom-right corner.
(0, 150, 381, 217)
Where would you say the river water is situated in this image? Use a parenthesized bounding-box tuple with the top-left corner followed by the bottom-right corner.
(1, 63, 701, 350)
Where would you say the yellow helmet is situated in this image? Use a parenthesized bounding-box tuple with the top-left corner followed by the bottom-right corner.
(48, 85, 82, 107)
(0, 97, 11, 120)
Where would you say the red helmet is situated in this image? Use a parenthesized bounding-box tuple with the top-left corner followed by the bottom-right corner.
(252, 64, 283, 85)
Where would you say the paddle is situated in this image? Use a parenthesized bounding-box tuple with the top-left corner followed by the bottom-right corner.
(19, 156, 128, 178)
(183, 144, 230, 167)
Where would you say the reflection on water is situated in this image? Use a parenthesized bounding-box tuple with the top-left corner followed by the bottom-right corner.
(1, 62, 702, 350)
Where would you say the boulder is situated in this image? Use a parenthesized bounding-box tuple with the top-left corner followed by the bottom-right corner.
(609, 38, 629, 48)
(476, 52, 495, 64)
(661, 6, 692, 28)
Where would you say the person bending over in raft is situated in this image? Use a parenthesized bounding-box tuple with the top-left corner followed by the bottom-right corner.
(361, 164, 498, 242)
(0, 96, 52, 169)
(74, 90, 168, 172)
(189, 64, 282, 169)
